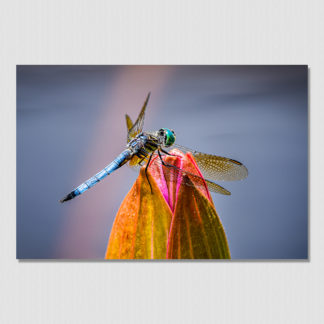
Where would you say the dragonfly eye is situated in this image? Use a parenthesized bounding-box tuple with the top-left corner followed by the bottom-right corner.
(163, 128, 176, 147)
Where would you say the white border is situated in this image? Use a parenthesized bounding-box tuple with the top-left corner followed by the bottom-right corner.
(2, 1, 323, 323)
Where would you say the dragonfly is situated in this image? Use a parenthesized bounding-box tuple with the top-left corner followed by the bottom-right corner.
(60, 93, 248, 203)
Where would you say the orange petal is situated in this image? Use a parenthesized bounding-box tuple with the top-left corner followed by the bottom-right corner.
(105, 168, 173, 259)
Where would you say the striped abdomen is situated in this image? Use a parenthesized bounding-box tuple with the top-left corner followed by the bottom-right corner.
(60, 149, 132, 203)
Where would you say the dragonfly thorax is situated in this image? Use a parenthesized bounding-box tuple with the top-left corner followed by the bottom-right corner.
(127, 133, 148, 153)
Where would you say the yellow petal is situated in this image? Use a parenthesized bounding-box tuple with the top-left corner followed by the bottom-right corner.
(105, 168, 173, 259)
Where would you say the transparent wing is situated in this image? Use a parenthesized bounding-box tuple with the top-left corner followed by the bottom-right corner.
(126, 92, 151, 143)
(147, 154, 231, 195)
(172, 143, 248, 181)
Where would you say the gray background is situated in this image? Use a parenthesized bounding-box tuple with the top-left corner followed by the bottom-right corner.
(17, 65, 308, 259)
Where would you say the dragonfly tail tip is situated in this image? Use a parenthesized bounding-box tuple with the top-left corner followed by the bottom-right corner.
(59, 192, 76, 203)
(59, 197, 67, 203)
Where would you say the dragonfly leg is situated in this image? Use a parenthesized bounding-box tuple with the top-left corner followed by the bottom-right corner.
(145, 152, 154, 194)
(160, 148, 174, 156)
(158, 149, 168, 166)
(158, 149, 177, 167)
(158, 149, 185, 179)
(138, 156, 146, 166)
(158, 149, 184, 174)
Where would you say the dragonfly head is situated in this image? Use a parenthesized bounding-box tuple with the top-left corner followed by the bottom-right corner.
(159, 128, 176, 147)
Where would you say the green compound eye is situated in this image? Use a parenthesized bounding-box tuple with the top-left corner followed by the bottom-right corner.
(163, 128, 176, 147)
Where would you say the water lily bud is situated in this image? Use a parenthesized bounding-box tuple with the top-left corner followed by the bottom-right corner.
(106, 149, 230, 259)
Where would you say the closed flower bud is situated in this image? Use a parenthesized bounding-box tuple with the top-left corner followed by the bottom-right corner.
(106, 149, 230, 259)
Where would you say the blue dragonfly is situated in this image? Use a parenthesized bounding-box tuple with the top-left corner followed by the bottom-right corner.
(60, 93, 248, 203)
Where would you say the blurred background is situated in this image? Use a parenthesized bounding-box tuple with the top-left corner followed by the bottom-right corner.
(16, 65, 308, 259)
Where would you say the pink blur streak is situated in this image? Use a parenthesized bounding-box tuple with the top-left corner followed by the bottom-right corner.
(56, 66, 173, 258)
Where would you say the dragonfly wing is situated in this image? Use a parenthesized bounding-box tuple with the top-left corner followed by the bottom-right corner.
(172, 144, 248, 181)
(125, 114, 133, 137)
(127, 92, 151, 143)
(204, 179, 231, 195)
(193, 152, 248, 181)
(148, 155, 231, 195)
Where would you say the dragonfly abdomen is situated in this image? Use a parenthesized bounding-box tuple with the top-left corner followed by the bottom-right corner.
(60, 149, 132, 203)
